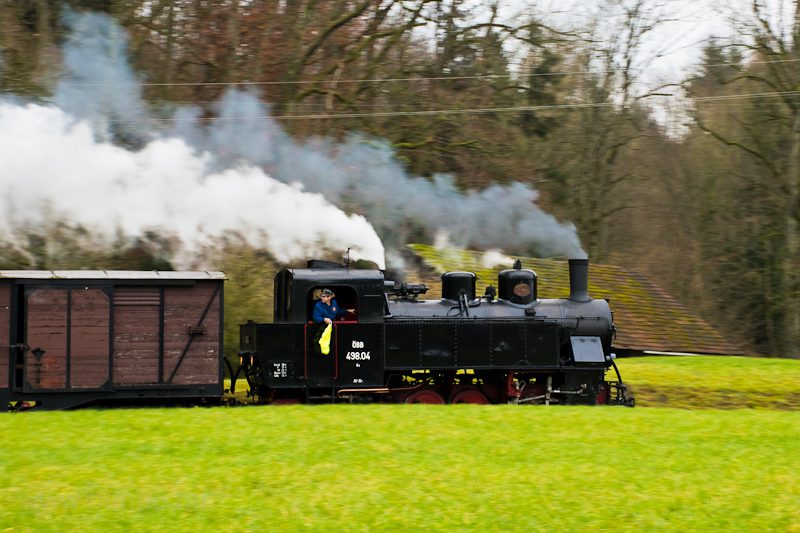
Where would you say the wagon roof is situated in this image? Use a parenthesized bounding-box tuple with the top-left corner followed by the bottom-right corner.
(407, 244, 743, 356)
(0, 270, 228, 280)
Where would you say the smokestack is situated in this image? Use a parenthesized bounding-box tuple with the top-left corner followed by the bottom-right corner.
(567, 259, 591, 302)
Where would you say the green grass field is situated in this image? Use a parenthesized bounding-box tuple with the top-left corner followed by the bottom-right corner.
(2, 356, 800, 532)
(616, 356, 800, 410)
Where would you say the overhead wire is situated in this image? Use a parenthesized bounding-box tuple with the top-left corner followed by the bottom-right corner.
(95, 90, 800, 123)
(106, 102, 620, 123)
(7, 62, 800, 122)
(34, 56, 800, 90)
(137, 89, 800, 121)
(48, 71, 603, 87)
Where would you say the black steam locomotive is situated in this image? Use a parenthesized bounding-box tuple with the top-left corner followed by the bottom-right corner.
(236, 258, 632, 406)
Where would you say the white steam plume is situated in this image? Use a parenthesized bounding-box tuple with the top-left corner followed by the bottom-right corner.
(0, 102, 385, 267)
(482, 250, 514, 268)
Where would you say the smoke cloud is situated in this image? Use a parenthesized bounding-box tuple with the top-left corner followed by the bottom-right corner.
(53, 10, 155, 142)
(0, 9, 586, 273)
(176, 91, 586, 260)
(0, 102, 385, 267)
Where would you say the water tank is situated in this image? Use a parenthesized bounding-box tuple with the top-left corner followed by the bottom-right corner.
(441, 271, 477, 300)
(498, 268, 537, 304)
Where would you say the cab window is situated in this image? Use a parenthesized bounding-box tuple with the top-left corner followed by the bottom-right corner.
(308, 286, 357, 322)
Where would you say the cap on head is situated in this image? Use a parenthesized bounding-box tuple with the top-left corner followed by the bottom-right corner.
(321, 288, 335, 297)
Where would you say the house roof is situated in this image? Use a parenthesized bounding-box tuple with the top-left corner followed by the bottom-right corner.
(406, 245, 743, 356)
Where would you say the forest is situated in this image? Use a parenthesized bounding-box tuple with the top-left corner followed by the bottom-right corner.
(0, 0, 798, 359)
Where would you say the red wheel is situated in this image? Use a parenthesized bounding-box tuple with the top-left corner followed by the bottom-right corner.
(406, 390, 445, 404)
(450, 389, 490, 405)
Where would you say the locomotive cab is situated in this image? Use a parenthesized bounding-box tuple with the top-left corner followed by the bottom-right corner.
(272, 261, 386, 324)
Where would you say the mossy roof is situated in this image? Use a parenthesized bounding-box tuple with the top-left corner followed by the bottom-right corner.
(407, 244, 743, 356)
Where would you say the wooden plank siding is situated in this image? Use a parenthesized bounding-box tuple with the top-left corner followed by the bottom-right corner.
(0, 281, 11, 389)
(70, 289, 110, 388)
(24, 288, 111, 390)
(10, 277, 223, 390)
(162, 282, 221, 385)
(111, 282, 222, 386)
(25, 289, 68, 389)
(113, 287, 161, 385)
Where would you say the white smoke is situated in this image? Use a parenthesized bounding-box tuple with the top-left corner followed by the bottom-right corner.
(433, 231, 453, 250)
(481, 250, 513, 268)
(0, 102, 385, 267)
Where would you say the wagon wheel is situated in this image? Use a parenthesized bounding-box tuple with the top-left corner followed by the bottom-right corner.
(406, 390, 445, 404)
(449, 389, 490, 405)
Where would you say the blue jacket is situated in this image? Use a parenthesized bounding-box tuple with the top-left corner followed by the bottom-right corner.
(313, 299, 347, 323)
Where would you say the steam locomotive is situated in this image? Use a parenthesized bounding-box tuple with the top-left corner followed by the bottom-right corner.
(236, 258, 633, 406)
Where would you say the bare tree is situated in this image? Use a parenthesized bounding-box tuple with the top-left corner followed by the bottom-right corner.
(694, 0, 800, 358)
(542, 0, 677, 260)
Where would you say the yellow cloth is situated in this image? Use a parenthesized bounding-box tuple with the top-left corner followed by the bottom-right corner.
(319, 323, 332, 355)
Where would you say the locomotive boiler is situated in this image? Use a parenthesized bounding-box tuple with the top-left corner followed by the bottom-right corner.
(237, 258, 632, 406)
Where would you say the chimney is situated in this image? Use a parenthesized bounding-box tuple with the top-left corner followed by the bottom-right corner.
(567, 259, 591, 302)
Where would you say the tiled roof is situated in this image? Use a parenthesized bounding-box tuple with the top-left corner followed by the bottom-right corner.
(407, 245, 743, 356)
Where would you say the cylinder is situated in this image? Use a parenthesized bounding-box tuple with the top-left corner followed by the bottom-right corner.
(441, 271, 477, 300)
(498, 268, 537, 304)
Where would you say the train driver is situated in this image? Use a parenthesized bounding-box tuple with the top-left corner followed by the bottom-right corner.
(312, 288, 355, 324)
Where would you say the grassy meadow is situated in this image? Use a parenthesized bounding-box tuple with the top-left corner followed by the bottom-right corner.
(2, 356, 800, 532)
(616, 356, 800, 410)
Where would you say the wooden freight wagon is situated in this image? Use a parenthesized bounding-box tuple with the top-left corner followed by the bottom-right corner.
(1, 271, 226, 410)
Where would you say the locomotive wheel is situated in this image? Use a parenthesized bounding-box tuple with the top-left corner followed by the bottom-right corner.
(450, 389, 490, 405)
(406, 390, 445, 404)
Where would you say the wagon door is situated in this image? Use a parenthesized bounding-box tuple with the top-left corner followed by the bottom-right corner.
(24, 286, 111, 391)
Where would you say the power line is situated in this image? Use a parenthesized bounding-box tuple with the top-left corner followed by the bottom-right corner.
(106, 102, 618, 123)
(704, 58, 800, 68)
(98, 89, 800, 123)
(690, 89, 800, 102)
(43, 57, 800, 89)
(54, 71, 596, 87)
(9, 82, 800, 123)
